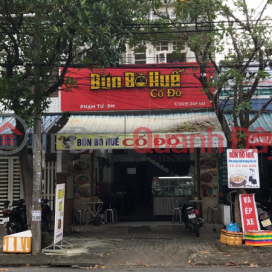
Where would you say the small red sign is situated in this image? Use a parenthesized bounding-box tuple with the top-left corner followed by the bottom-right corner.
(239, 194, 260, 232)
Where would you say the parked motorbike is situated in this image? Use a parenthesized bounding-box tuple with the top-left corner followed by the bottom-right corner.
(179, 200, 204, 237)
(41, 198, 51, 233)
(2, 198, 51, 235)
(2, 199, 27, 235)
(256, 203, 272, 230)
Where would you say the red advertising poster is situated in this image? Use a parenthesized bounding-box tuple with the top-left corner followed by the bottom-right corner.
(239, 194, 260, 233)
(61, 63, 213, 112)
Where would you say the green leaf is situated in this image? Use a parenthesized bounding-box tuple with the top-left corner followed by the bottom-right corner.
(53, 25, 58, 32)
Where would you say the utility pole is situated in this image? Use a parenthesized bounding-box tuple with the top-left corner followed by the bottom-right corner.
(32, 112, 42, 254)
(31, 16, 42, 254)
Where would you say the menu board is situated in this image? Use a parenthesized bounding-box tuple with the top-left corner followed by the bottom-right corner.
(73, 159, 91, 199)
(199, 155, 218, 198)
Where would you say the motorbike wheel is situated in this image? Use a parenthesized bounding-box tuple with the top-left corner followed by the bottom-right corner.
(265, 225, 272, 230)
(5, 220, 22, 235)
(184, 221, 190, 229)
(41, 221, 48, 232)
(194, 224, 199, 237)
(41, 221, 51, 233)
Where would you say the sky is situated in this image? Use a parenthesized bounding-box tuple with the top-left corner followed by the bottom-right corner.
(229, 0, 271, 18)
(216, 0, 272, 62)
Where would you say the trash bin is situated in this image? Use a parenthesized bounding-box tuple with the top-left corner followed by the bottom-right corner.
(93, 216, 101, 226)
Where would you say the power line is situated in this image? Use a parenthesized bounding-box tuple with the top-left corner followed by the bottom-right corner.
(126, 18, 272, 26)
(131, 26, 261, 35)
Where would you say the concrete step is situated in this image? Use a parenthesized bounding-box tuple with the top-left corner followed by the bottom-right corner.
(70, 221, 224, 234)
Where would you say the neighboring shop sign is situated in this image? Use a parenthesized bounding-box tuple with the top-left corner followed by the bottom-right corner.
(239, 194, 260, 232)
(73, 159, 91, 199)
(57, 132, 227, 150)
(61, 64, 213, 111)
(220, 62, 272, 98)
(199, 155, 218, 198)
(227, 149, 260, 188)
(54, 183, 65, 244)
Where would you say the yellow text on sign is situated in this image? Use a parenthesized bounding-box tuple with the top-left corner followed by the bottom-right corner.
(58, 189, 64, 199)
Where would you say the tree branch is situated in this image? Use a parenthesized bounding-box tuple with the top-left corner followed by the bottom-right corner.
(44, 40, 74, 97)
(0, 21, 20, 68)
(247, 51, 265, 99)
(222, 96, 231, 111)
(227, 16, 242, 62)
(219, 1, 250, 31)
(242, 0, 251, 29)
(255, 0, 270, 26)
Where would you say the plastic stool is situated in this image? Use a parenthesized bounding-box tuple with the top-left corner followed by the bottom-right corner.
(172, 207, 182, 223)
(104, 208, 117, 224)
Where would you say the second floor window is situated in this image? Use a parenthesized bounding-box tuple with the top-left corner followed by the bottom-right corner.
(173, 41, 185, 51)
(135, 52, 146, 64)
(156, 42, 168, 51)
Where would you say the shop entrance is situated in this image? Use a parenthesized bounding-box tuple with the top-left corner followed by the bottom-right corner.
(109, 151, 191, 221)
(113, 162, 153, 220)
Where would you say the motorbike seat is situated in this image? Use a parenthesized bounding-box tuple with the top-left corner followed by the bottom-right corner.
(3, 200, 10, 206)
(12, 199, 25, 206)
(42, 199, 50, 204)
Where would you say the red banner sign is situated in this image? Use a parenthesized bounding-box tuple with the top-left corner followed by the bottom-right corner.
(239, 194, 260, 232)
(61, 63, 213, 112)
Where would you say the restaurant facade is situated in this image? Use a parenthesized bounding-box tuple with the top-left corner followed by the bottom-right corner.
(55, 63, 229, 224)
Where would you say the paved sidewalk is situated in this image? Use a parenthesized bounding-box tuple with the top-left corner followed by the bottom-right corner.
(1, 222, 272, 268)
(65, 222, 220, 267)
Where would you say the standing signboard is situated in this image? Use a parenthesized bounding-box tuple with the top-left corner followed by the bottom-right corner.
(42, 183, 72, 253)
(54, 183, 65, 244)
(227, 149, 260, 188)
(239, 194, 260, 233)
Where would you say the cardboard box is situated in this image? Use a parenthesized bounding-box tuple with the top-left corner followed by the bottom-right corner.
(3, 230, 32, 253)
(220, 229, 243, 246)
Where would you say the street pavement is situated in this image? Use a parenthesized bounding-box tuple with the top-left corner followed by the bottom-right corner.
(66, 222, 219, 267)
(0, 222, 272, 268)
(1, 268, 272, 272)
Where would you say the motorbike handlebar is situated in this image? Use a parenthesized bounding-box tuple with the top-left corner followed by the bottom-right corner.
(256, 202, 267, 209)
(41, 199, 51, 204)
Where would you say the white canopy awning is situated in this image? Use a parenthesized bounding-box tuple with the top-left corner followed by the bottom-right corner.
(57, 112, 227, 150)
(59, 112, 222, 134)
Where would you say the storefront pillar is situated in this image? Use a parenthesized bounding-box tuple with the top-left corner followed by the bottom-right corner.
(90, 150, 96, 197)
